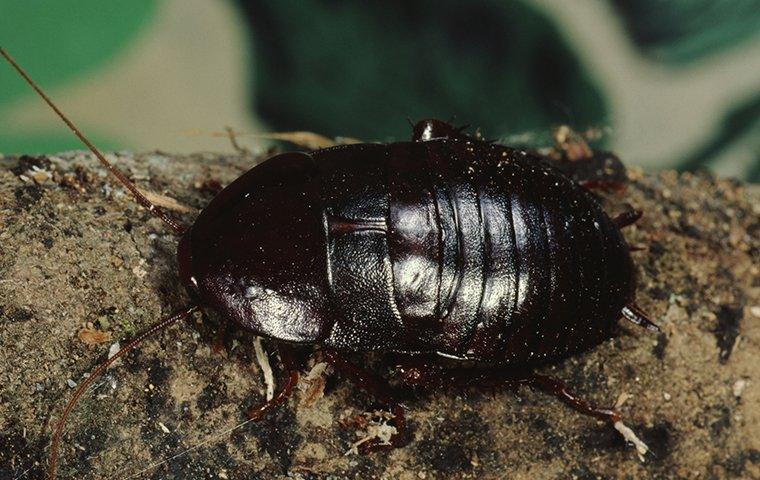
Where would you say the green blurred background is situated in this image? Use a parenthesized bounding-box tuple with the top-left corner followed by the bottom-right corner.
(1, 0, 758, 180)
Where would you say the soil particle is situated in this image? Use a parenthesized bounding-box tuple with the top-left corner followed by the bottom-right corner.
(0, 305, 33, 323)
(13, 184, 44, 210)
(709, 406, 732, 438)
(652, 332, 668, 360)
(415, 408, 489, 475)
(715, 303, 744, 363)
(198, 381, 229, 412)
(639, 421, 673, 463)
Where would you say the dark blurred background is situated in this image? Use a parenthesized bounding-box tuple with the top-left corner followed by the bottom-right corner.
(1, 0, 758, 180)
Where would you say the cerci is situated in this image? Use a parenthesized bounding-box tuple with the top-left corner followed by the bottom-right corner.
(0, 49, 658, 480)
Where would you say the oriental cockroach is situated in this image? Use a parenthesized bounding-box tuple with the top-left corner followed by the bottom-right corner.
(1, 48, 659, 480)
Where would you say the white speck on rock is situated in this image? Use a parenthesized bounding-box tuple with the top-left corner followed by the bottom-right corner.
(733, 379, 748, 398)
(132, 261, 147, 279)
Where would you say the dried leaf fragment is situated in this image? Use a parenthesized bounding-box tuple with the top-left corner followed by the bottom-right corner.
(298, 361, 329, 407)
(78, 328, 112, 345)
(254, 337, 275, 401)
(613, 420, 650, 462)
(138, 188, 196, 213)
(187, 129, 363, 150)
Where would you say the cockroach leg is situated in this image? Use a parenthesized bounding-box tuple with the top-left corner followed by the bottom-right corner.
(245, 370, 299, 420)
(612, 209, 643, 229)
(323, 349, 407, 452)
(525, 374, 651, 460)
(526, 374, 620, 423)
(394, 363, 620, 422)
(622, 304, 660, 332)
(245, 343, 300, 420)
(400, 366, 651, 459)
(577, 179, 626, 193)
(393, 358, 448, 393)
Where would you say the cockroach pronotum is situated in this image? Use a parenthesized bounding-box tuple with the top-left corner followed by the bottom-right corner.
(1, 47, 660, 479)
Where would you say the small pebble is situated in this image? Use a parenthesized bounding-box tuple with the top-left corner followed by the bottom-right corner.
(132, 265, 147, 279)
(97, 316, 110, 330)
(733, 379, 748, 398)
(615, 392, 632, 408)
(663, 392, 671, 401)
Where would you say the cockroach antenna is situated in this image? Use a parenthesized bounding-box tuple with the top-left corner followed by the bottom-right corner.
(0, 47, 186, 234)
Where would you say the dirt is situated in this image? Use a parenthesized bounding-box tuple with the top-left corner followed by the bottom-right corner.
(0, 149, 758, 480)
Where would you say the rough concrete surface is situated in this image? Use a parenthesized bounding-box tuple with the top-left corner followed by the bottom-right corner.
(0, 149, 758, 480)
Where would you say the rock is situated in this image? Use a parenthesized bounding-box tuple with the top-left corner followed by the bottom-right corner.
(0, 151, 758, 479)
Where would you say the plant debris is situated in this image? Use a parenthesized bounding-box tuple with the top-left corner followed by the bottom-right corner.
(78, 327, 112, 346)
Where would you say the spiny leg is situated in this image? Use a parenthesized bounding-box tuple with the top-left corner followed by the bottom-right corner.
(527, 374, 620, 422)
(393, 361, 649, 458)
(323, 349, 407, 453)
(245, 343, 300, 420)
(577, 179, 626, 193)
(527, 374, 651, 459)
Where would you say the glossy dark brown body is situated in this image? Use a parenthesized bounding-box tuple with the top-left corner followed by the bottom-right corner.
(1, 46, 654, 475)
(179, 129, 636, 366)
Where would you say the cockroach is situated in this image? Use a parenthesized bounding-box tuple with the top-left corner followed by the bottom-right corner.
(1, 48, 660, 479)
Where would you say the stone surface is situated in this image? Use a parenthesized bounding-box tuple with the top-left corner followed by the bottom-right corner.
(0, 150, 758, 479)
